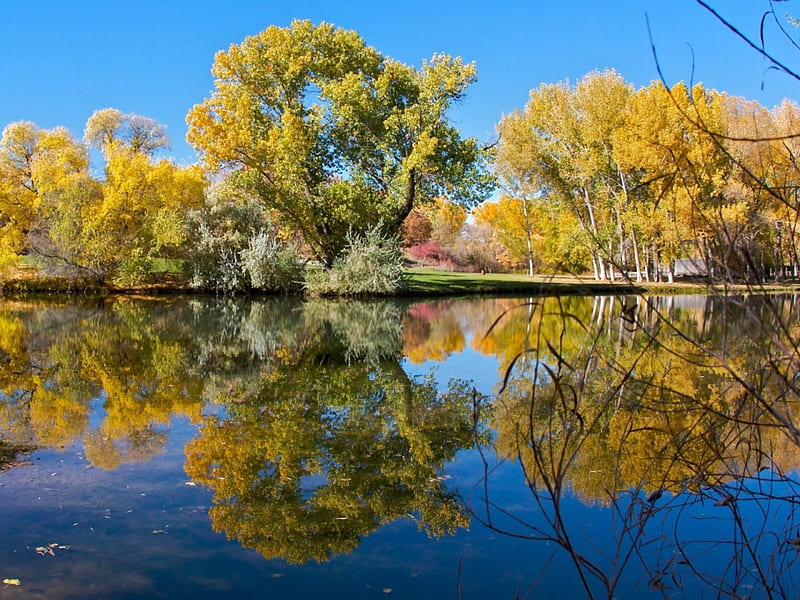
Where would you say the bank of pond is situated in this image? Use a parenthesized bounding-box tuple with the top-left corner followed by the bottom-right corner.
(0, 292, 798, 599)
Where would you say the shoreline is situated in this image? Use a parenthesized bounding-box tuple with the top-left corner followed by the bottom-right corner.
(1, 268, 798, 299)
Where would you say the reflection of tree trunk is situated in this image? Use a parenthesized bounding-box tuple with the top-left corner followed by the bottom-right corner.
(385, 358, 415, 426)
(701, 295, 712, 339)
(595, 296, 607, 329)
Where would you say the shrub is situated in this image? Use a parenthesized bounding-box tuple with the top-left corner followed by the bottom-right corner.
(112, 247, 153, 287)
(240, 232, 305, 294)
(408, 241, 453, 266)
(305, 226, 405, 296)
(183, 187, 304, 294)
(185, 222, 248, 293)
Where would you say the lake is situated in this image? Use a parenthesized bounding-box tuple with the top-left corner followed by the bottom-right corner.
(0, 293, 798, 599)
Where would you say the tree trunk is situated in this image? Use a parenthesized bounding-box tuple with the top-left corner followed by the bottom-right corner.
(521, 197, 535, 277)
(631, 232, 642, 282)
(393, 167, 417, 231)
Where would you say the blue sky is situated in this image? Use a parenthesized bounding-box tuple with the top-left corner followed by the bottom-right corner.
(2, 1, 798, 165)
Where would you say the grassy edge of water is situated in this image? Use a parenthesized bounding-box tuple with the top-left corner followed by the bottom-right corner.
(402, 268, 800, 297)
(1, 265, 799, 298)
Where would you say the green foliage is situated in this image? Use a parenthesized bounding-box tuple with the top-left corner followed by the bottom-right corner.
(112, 247, 153, 287)
(305, 226, 406, 296)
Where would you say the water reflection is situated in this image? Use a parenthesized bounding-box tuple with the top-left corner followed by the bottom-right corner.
(184, 299, 481, 564)
(0, 293, 799, 597)
(479, 294, 800, 598)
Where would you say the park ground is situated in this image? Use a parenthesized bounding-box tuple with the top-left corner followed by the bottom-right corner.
(1, 263, 798, 298)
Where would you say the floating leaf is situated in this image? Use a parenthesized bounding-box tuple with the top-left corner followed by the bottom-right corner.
(152, 529, 168, 535)
(714, 494, 734, 507)
(3, 579, 20, 586)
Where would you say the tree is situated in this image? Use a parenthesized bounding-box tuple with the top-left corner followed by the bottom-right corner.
(69, 109, 204, 283)
(187, 20, 494, 267)
(495, 70, 634, 280)
(400, 209, 433, 247)
(428, 196, 467, 249)
(84, 108, 169, 156)
(0, 121, 93, 269)
(0, 112, 204, 284)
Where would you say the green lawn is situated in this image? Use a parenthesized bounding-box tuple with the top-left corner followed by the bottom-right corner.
(403, 268, 646, 296)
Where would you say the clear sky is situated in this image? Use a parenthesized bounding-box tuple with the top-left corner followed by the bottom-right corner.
(2, 1, 798, 165)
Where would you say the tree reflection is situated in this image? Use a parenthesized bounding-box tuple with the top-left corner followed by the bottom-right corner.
(471, 294, 800, 598)
(0, 299, 209, 467)
(185, 298, 484, 563)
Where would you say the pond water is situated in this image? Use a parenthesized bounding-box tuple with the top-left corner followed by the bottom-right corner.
(0, 293, 799, 599)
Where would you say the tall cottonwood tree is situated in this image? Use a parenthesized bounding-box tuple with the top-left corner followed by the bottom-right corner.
(187, 20, 493, 267)
(495, 70, 634, 280)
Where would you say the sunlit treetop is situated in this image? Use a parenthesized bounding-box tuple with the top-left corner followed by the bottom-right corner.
(187, 20, 494, 267)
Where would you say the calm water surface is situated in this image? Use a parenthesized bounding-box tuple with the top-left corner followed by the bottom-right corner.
(0, 294, 798, 599)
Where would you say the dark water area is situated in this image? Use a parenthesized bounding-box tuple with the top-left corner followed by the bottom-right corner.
(0, 293, 799, 599)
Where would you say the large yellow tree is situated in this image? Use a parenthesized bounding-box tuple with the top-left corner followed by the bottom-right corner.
(187, 20, 493, 267)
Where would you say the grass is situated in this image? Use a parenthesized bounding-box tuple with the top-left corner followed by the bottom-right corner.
(3, 259, 799, 298)
(403, 268, 800, 297)
(403, 268, 648, 296)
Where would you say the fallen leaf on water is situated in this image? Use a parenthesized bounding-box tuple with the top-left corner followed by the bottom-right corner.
(382, 588, 393, 594)
(152, 530, 168, 535)
(714, 494, 734, 507)
(3, 579, 20, 586)
(35, 546, 55, 556)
